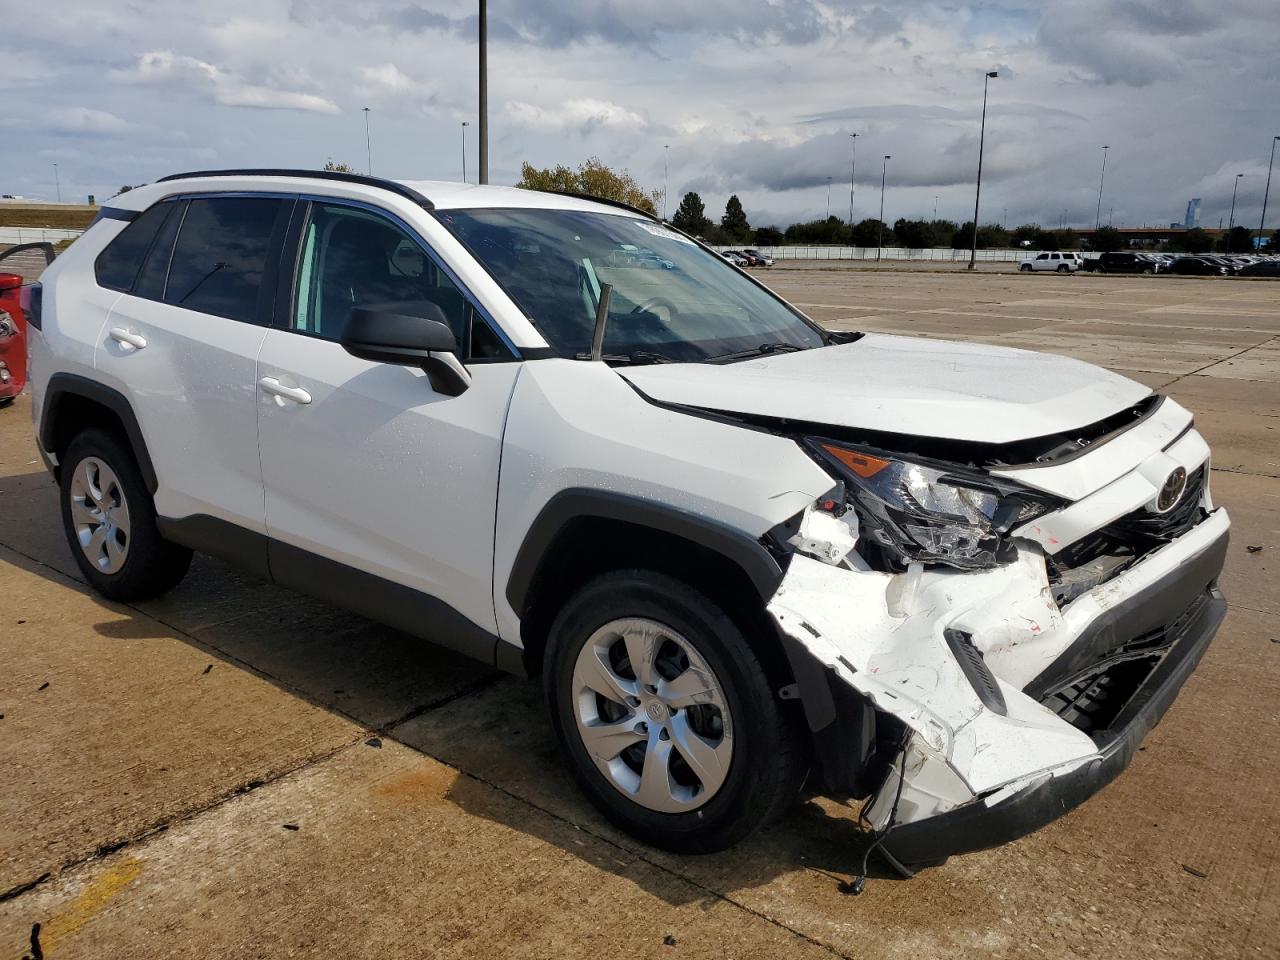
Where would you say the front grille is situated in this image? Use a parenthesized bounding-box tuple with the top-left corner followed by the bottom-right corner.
(1046, 466, 1208, 607)
(1038, 592, 1211, 737)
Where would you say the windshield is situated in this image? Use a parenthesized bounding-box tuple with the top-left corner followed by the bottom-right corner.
(436, 207, 826, 362)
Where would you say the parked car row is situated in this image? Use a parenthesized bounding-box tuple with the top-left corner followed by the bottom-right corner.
(1041, 251, 1280, 278)
(720, 249, 774, 267)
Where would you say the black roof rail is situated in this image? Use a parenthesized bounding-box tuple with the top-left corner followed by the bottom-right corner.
(154, 168, 434, 210)
(546, 190, 658, 221)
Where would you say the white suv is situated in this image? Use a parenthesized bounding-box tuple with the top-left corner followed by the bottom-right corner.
(1020, 251, 1081, 273)
(29, 170, 1229, 875)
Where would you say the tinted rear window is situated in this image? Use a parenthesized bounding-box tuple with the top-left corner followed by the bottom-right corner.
(93, 203, 172, 291)
(164, 197, 285, 324)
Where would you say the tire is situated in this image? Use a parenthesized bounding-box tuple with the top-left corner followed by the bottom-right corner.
(59, 427, 192, 601)
(1143, 267, 1155, 274)
(0, 396, 15, 409)
(1019, 263, 1032, 272)
(544, 569, 807, 853)
(1057, 265, 1070, 273)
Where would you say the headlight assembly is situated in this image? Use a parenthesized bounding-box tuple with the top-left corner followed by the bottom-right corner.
(806, 439, 1055, 570)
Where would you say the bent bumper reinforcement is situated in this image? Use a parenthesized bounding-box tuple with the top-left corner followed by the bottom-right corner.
(878, 533, 1228, 869)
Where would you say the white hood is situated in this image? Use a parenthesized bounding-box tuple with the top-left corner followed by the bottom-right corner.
(619, 334, 1151, 444)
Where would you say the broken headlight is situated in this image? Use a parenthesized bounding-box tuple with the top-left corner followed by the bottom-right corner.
(806, 440, 1053, 569)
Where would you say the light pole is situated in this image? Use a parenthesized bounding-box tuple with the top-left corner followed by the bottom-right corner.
(461, 121, 469, 183)
(1228, 173, 1244, 249)
(933, 195, 938, 219)
(877, 155, 890, 261)
(478, 0, 488, 184)
(968, 70, 998, 270)
(362, 107, 372, 175)
(848, 133, 858, 225)
(826, 176, 833, 220)
(663, 144, 670, 221)
(1094, 145, 1109, 229)
(52, 162, 61, 203)
(1259, 136, 1280, 253)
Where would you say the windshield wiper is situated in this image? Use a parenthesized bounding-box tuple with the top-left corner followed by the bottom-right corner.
(709, 342, 808, 363)
(574, 349, 674, 365)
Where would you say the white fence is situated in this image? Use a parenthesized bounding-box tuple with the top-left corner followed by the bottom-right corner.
(0, 226, 85, 245)
(711, 245, 1041, 263)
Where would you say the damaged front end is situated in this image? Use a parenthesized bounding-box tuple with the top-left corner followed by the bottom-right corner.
(766, 408, 1229, 872)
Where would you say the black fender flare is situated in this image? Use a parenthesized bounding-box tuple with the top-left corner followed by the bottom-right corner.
(39, 372, 158, 493)
(504, 488, 786, 617)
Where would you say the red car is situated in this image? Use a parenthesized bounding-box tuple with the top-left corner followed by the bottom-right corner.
(0, 243, 56, 407)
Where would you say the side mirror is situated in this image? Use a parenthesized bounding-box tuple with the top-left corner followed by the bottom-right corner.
(340, 303, 471, 396)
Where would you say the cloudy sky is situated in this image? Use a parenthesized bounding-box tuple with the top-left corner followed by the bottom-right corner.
(5, 0, 1279, 231)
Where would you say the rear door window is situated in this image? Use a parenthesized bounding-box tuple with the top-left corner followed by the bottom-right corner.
(164, 196, 289, 325)
(93, 203, 173, 292)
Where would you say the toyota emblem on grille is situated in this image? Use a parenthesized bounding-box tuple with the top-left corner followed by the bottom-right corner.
(1154, 466, 1188, 513)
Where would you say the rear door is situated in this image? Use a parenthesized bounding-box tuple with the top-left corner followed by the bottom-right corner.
(255, 198, 519, 642)
(95, 194, 294, 538)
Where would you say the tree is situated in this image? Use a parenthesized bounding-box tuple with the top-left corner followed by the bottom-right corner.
(851, 218, 888, 247)
(324, 160, 356, 173)
(1218, 226, 1253, 253)
(1168, 228, 1212, 253)
(671, 192, 711, 235)
(1089, 226, 1123, 252)
(1266, 230, 1280, 253)
(753, 225, 784, 246)
(721, 195, 751, 241)
(517, 157, 659, 215)
(893, 218, 932, 248)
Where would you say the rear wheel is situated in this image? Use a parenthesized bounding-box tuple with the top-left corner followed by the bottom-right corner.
(59, 428, 192, 601)
(1019, 263, 1032, 272)
(544, 570, 807, 853)
(1057, 264, 1070, 273)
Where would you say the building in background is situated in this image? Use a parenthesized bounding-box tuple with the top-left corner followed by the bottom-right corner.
(1184, 198, 1201, 229)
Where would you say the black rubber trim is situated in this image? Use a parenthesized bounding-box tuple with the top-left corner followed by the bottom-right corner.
(153, 512, 519, 671)
(1026, 520, 1229, 700)
(156, 515, 270, 580)
(155, 169, 435, 210)
(92, 206, 139, 223)
(268, 539, 501, 666)
(776, 626, 838, 731)
(39, 373, 158, 493)
(505, 488, 785, 616)
(1000, 395, 1167, 471)
(879, 583, 1227, 868)
(944, 629, 1008, 716)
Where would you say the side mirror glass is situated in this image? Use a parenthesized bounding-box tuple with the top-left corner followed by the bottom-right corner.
(340, 303, 471, 396)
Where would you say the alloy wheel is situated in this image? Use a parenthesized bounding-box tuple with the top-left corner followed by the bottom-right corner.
(571, 617, 733, 812)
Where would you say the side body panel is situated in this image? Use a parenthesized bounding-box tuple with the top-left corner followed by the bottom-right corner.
(256, 331, 519, 634)
(93, 294, 270, 531)
(492, 359, 837, 644)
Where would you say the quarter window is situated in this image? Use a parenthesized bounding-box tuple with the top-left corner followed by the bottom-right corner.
(93, 202, 173, 292)
(164, 196, 287, 325)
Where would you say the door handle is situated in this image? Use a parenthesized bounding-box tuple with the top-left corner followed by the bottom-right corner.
(108, 327, 147, 350)
(259, 377, 312, 405)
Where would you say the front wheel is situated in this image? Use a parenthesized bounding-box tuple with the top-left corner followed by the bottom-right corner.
(544, 570, 807, 853)
(59, 428, 193, 601)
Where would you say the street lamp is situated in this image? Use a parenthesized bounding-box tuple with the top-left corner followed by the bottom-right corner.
(933, 195, 938, 219)
(1259, 136, 1280, 253)
(663, 144, 670, 221)
(847, 133, 858, 225)
(826, 176, 833, 220)
(461, 121, 469, 183)
(877, 155, 891, 261)
(478, 0, 488, 184)
(362, 107, 372, 175)
(1228, 173, 1244, 248)
(1094, 145, 1109, 229)
(52, 162, 61, 203)
(968, 70, 998, 270)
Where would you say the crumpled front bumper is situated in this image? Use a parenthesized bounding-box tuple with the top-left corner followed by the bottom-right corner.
(769, 506, 1229, 870)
